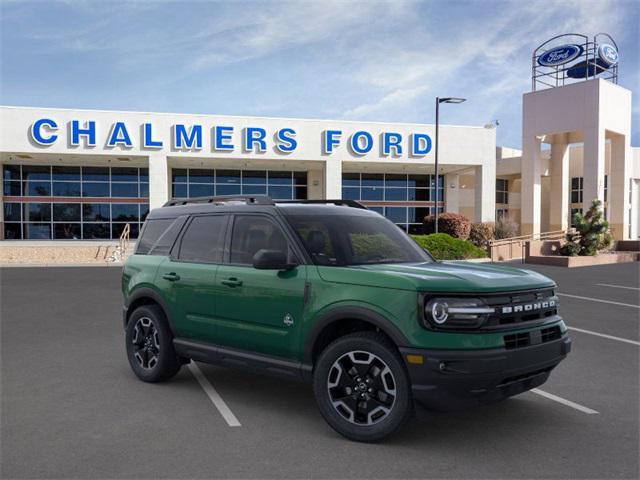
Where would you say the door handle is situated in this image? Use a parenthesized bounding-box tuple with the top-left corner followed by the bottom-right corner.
(221, 277, 243, 287)
(162, 272, 181, 282)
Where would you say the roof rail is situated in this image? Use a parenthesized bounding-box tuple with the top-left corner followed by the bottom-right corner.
(275, 199, 367, 209)
(163, 195, 274, 207)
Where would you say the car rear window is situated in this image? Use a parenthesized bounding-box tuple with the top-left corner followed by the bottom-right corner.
(136, 217, 184, 255)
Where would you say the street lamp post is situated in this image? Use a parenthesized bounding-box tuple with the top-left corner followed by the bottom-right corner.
(434, 97, 466, 233)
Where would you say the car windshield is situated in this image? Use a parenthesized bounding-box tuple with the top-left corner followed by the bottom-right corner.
(284, 211, 433, 266)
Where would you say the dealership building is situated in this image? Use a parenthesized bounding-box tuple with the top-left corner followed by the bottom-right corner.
(0, 35, 638, 246)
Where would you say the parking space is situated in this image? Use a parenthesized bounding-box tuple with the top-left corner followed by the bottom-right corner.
(1, 263, 638, 479)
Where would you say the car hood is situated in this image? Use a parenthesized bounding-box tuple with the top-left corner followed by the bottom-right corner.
(316, 261, 555, 293)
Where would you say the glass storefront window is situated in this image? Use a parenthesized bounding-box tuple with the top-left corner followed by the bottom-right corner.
(342, 172, 444, 230)
(3, 164, 149, 240)
(171, 168, 308, 201)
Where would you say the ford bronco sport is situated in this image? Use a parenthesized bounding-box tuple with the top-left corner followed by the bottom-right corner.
(122, 195, 571, 442)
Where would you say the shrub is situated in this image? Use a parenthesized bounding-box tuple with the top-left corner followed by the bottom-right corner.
(560, 199, 613, 256)
(494, 216, 519, 239)
(423, 212, 471, 240)
(411, 233, 487, 260)
(469, 222, 495, 250)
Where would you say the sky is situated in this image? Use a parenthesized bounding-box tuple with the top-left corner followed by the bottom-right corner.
(1, 0, 638, 148)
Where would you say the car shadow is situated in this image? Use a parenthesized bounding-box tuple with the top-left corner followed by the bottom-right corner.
(191, 361, 581, 446)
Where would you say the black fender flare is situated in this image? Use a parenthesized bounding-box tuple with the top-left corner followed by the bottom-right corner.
(303, 306, 410, 365)
(124, 287, 177, 335)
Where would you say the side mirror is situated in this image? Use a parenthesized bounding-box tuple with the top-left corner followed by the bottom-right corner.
(252, 249, 296, 270)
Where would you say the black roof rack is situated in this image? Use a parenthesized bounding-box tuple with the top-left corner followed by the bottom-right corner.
(162, 195, 367, 210)
(163, 195, 274, 207)
(275, 199, 367, 209)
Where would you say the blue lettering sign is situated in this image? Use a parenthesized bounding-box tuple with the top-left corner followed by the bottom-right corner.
(244, 127, 267, 152)
(214, 126, 234, 151)
(71, 120, 96, 147)
(350, 131, 373, 155)
(323, 130, 342, 154)
(383, 132, 403, 156)
(173, 124, 202, 150)
(275, 128, 297, 153)
(30, 118, 58, 145)
(411, 133, 432, 156)
(143, 123, 163, 148)
(107, 122, 132, 148)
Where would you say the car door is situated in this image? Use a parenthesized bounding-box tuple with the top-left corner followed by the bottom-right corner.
(212, 213, 307, 359)
(158, 214, 229, 342)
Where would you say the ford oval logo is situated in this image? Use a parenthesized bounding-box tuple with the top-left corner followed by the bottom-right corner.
(598, 44, 618, 66)
(538, 44, 583, 67)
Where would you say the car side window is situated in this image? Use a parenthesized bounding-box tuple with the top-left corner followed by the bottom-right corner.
(177, 215, 226, 263)
(229, 215, 289, 265)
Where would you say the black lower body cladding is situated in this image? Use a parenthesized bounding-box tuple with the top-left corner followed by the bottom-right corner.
(400, 335, 571, 411)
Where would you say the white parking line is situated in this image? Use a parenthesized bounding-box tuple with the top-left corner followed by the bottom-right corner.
(531, 388, 599, 414)
(596, 283, 640, 291)
(558, 293, 640, 309)
(188, 361, 241, 427)
(568, 326, 640, 346)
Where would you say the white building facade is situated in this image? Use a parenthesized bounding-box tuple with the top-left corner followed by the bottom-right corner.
(0, 106, 496, 241)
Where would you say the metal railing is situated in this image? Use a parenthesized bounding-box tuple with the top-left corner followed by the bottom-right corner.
(106, 223, 131, 263)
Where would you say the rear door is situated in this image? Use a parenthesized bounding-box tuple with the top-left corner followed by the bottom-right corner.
(213, 213, 307, 359)
(158, 214, 229, 342)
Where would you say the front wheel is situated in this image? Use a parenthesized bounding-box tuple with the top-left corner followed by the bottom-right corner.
(125, 304, 181, 383)
(313, 332, 413, 442)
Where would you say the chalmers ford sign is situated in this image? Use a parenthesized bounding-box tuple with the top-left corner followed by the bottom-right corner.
(28, 118, 434, 157)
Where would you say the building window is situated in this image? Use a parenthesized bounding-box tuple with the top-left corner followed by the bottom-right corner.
(2, 164, 148, 240)
(496, 178, 508, 204)
(496, 208, 509, 220)
(571, 177, 583, 203)
(341, 172, 444, 232)
(603, 175, 608, 203)
(570, 208, 583, 228)
(171, 168, 307, 200)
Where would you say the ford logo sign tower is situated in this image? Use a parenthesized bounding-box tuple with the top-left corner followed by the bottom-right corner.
(532, 33, 619, 91)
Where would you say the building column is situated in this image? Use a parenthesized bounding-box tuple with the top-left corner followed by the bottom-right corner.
(521, 135, 543, 236)
(609, 134, 631, 240)
(549, 134, 570, 232)
(324, 159, 342, 199)
(445, 173, 459, 214)
(474, 163, 495, 223)
(148, 153, 169, 210)
(306, 169, 324, 200)
(582, 126, 606, 212)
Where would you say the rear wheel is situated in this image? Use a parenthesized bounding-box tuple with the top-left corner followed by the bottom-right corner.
(313, 332, 412, 442)
(125, 305, 181, 382)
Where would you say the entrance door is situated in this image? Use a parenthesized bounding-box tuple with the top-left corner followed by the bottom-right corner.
(213, 214, 306, 359)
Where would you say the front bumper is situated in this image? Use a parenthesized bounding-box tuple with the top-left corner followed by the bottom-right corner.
(400, 335, 571, 411)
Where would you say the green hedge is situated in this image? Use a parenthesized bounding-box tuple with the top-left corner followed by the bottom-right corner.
(410, 233, 487, 260)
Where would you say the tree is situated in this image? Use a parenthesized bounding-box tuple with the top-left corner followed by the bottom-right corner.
(560, 199, 613, 256)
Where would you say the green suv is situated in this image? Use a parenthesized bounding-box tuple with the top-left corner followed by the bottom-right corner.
(122, 195, 571, 442)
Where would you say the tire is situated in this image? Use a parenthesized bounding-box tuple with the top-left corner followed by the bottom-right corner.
(313, 331, 413, 442)
(125, 304, 181, 383)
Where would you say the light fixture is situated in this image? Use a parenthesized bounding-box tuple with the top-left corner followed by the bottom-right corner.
(434, 96, 467, 233)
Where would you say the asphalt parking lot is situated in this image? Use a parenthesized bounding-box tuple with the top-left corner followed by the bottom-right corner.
(1, 262, 638, 479)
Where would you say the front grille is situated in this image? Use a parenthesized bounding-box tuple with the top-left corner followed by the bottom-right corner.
(504, 326, 562, 350)
(482, 288, 558, 329)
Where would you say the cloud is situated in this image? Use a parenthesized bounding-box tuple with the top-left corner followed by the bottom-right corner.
(339, 0, 629, 120)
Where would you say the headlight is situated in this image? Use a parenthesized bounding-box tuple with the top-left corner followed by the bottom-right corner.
(424, 297, 495, 329)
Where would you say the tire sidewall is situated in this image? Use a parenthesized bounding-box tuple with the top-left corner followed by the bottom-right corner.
(313, 333, 412, 442)
(125, 305, 179, 382)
